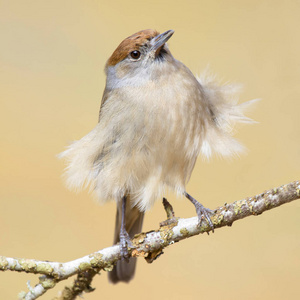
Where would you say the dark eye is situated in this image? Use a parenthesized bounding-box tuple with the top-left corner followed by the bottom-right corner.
(130, 50, 141, 60)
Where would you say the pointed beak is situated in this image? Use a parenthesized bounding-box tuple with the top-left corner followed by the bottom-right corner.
(151, 30, 174, 53)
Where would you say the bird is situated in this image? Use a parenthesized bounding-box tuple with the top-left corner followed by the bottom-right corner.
(59, 29, 256, 284)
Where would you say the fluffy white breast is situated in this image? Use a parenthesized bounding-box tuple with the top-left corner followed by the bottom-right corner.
(59, 60, 257, 211)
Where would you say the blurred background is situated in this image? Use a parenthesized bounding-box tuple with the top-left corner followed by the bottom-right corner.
(1, 1, 299, 299)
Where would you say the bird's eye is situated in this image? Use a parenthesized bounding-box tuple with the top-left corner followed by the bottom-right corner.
(130, 50, 141, 60)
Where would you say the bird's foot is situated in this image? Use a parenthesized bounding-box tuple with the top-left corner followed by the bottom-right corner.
(194, 201, 214, 232)
(185, 192, 214, 232)
(119, 229, 133, 261)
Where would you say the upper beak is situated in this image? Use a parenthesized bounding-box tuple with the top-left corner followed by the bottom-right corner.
(151, 30, 174, 53)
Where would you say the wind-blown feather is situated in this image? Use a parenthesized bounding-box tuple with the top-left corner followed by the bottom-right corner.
(197, 72, 258, 159)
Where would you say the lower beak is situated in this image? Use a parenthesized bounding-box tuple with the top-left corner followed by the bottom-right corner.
(151, 30, 174, 52)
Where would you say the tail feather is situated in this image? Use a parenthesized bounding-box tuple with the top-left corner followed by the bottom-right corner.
(108, 197, 144, 284)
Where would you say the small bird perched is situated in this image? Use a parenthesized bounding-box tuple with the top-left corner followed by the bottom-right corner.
(59, 29, 255, 283)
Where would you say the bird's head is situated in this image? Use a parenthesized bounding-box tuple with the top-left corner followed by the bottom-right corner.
(105, 29, 175, 89)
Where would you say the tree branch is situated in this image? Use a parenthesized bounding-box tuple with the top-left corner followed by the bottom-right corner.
(0, 181, 299, 299)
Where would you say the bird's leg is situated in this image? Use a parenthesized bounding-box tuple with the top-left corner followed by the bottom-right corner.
(184, 192, 214, 232)
(119, 195, 133, 260)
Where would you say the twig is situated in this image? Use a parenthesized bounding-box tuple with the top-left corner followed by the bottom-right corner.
(0, 181, 298, 299)
(53, 270, 97, 300)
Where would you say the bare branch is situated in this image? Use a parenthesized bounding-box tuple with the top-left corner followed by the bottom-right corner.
(0, 180, 298, 299)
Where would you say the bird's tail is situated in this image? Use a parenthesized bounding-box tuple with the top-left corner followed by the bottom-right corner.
(197, 71, 259, 159)
(108, 196, 144, 284)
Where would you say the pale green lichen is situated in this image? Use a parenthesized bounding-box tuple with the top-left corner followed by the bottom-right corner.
(248, 199, 254, 213)
(234, 200, 244, 215)
(104, 264, 114, 272)
(90, 253, 103, 268)
(40, 277, 56, 289)
(36, 263, 53, 274)
(160, 229, 174, 242)
(0, 256, 9, 270)
(214, 213, 224, 225)
(133, 232, 147, 246)
(180, 228, 189, 236)
(78, 262, 90, 271)
(19, 259, 37, 271)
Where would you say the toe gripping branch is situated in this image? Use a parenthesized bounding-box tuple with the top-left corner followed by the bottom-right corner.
(119, 192, 214, 261)
(119, 196, 133, 261)
(184, 192, 215, 232)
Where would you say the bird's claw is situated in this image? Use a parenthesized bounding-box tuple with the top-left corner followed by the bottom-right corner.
(119, 229, 133, 261)
(194, 202, 214, 232)
(185, 192, 214, 232)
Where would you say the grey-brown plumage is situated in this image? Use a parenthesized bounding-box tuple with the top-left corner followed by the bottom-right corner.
(59, 29, 257, 284)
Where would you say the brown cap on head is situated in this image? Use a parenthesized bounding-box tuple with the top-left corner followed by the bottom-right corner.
(106, 29, 159, 67)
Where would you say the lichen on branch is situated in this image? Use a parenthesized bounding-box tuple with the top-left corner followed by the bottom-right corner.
(0, 181, 298, 300)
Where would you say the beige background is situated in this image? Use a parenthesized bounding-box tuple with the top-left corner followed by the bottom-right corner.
(1, 1, 299, 299)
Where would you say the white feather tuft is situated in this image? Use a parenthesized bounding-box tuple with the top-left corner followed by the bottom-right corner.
(58, 125, 106, 193)
(197, 71, 259, 160)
